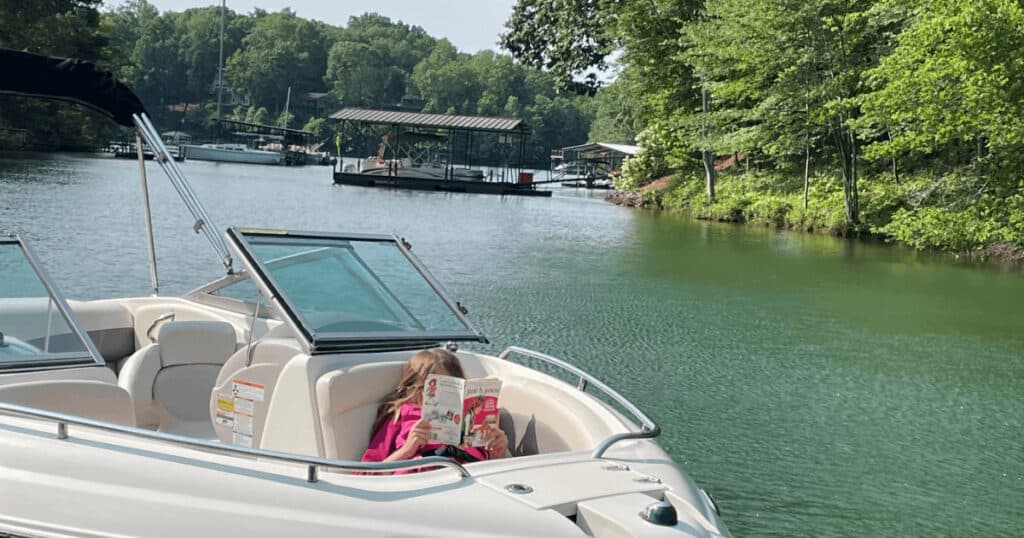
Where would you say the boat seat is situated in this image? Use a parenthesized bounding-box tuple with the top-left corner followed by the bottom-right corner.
(0, 380, 135, 426)
(315, 362, 405, 460)
(208, 337, 301, 448)
(118, 320, 237, 437)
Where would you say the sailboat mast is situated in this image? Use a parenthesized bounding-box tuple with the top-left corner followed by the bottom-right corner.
(215, 0, 226, 126)
(283, 86, 291, 128)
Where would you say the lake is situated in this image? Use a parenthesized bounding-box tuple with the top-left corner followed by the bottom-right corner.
(1, 152, 1021, 536)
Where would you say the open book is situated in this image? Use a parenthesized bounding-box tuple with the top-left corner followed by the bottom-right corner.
(422, 374, 502, 447)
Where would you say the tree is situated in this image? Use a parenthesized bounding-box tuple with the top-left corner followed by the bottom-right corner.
(227, 9, 332, 116)
(500, 0, 618, 93)
(326, 13, 436, 108)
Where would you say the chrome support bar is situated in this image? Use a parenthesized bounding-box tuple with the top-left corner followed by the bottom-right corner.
(135, 132, 160, 295)
(496, 346, 661, 459)
(131, 113, 233, 273)
(0, 402, 470, 479)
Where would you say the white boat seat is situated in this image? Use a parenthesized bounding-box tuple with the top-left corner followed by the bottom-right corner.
(208, 338, 301, 447)
(315, 362, 405, 460)
(0, 380, 135, 426)
(118, 320, 236, 437)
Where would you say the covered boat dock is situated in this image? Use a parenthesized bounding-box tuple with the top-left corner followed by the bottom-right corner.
(329, 107, 550, 197)
(552, 142, 640, 189)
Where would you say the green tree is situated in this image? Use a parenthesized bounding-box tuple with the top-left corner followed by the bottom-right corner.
(326, 13, 436, 108)
(226, 9, 332, 115)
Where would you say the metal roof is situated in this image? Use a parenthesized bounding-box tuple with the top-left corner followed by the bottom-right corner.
(329, 107, 528, 133)
(560, 142, 641, 156)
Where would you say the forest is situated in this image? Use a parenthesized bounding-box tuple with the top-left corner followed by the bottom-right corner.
(0, 0, 594, 166)
(2, 0, 1022, 257)
(506, 0, 1024, 258)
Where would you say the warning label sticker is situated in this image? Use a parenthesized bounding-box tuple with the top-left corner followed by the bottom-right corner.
(232, 380, 265, 401)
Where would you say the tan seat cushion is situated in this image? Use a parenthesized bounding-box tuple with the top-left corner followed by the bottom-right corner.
(0, 380, 135, 426)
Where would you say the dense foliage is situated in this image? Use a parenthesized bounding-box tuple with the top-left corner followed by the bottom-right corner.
(0, 1, 592, 164)
(503, 0, 1024, 257)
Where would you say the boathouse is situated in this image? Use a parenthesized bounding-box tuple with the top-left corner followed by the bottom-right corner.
(329, 107, 549, 197)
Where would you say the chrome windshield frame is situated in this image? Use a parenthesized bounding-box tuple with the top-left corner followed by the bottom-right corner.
(0, 236, 105, 372)
(224, 227, 487, 354)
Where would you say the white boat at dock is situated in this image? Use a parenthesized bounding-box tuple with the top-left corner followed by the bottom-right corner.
(182, 142, 284, 165)
(346, 156, 485, 180)
(0, 50, 730, 537)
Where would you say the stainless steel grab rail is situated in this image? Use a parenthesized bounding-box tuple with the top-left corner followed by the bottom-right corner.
(0, 402, 470, 481)
(496, 346, 661, 458)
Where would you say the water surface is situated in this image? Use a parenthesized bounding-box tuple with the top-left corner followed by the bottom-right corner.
(1, 153, 1021, 536)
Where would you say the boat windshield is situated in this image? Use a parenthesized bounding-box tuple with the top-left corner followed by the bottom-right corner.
(0, 237, 102, 370)
(225, 228, 485, 353)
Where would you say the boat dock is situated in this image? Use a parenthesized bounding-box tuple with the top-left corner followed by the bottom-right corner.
(333, 169, 551, 196)
(550, 142, 640, 189)
(330, 108, 550, 197)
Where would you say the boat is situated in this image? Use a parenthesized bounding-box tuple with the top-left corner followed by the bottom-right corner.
(345, 156, 485, 180)
(0, 50, 731, 537)
(554, 161, 589, 176)
(182, 142, 284, 165)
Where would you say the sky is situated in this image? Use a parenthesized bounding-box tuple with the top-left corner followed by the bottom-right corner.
(107, 0, 519, 54)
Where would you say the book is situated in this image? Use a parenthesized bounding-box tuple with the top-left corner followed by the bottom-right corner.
(421, 374, 502, 447)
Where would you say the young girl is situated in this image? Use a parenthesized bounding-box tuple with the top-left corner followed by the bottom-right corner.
(361, 348, 509, 470)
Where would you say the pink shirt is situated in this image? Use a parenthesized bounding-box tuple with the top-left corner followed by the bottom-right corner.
(361, 402, 489, 472)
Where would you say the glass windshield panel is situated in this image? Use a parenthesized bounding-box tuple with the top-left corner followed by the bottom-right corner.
(0, 241, 96, 367)
(238, 232, 475, 342)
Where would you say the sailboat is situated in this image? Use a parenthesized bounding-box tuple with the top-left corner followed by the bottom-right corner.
(181, 0, 284, 166)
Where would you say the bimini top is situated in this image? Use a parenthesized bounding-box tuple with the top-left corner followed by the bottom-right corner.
(212, 228, 487, 354)
(330, 107, 528, 134)
(0, 49, 145, 127)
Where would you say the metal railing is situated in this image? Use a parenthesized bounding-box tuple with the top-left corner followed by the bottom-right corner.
(0, 402, 470, 482)
(496, 346, 661, 458)
(132, 113, 234, 273)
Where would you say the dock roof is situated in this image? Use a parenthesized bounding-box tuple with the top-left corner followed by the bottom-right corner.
(329, 107, 528, 134)
(560, 142, 641, 156)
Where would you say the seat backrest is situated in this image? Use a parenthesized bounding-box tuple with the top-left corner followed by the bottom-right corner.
(315, 362, 405, 460)
(208, 338, 301, 448)
(0, 380, 135, 426)
(118, 320, 236, 437)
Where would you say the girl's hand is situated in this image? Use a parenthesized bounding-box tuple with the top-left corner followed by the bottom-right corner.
(485, 427, 509, 458)
(395, 419, 431, 460)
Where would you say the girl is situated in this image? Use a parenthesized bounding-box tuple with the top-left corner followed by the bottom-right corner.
(361, 348, 509, 470)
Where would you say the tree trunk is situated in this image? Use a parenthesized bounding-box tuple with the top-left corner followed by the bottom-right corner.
(887, 131, 899, 186)
(701, 87, 715, 202)
(803, 142, 810, 211)
(832, 118, 859, 225)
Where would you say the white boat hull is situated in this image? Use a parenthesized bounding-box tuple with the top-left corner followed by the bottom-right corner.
(183, 144, 283, 165)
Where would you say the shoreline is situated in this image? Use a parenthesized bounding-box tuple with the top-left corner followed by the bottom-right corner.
(605, 190, 1024, 266)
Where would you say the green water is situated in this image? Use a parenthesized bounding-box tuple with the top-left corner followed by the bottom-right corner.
(2, 153, 1022, 535)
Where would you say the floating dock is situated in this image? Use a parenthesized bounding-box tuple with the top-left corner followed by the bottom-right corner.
(333, 171, 551, 197)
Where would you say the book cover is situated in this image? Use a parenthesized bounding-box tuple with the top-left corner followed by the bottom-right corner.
(422, 374, 502, 447)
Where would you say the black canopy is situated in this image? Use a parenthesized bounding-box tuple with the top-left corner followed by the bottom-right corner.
(0, 49, 145, 127)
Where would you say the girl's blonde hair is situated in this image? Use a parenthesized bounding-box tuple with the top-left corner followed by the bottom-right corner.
(371, 348, 465, 435)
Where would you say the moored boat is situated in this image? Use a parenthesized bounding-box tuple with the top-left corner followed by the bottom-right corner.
(182, 142, 284, 165)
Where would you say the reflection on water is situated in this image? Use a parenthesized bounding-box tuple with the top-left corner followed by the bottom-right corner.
(1, 152, 1022, 536)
